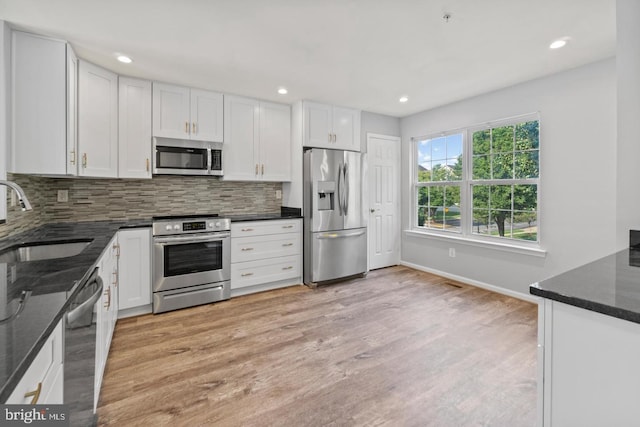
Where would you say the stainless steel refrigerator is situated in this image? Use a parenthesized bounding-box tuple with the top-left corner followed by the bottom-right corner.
(303, 148, 367, 284)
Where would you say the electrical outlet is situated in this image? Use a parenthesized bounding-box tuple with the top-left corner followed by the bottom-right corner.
(57, 190, 69, 202)
(449, 248, 456, 258)
(275, 190, 282, 200)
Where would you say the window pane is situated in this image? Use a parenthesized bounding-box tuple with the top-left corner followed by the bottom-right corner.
(492, 153, 514, 179)
(515, 151, 539, 178)
(431, 160, 448, 181)
(443, 186, 461, 232)
(515, 121, 539, 150)
(472, 185, 490, 209)
(431, 137, 446, 161)
(473, 129, 490, 155)
(492, 125, 514, 153)
(447, 156, 463, 180)
(513, 184, 537, 211)
(472, 209, 494, 236)
(491, 185, 512, 210)
(446, 134, 463, 159)
(417, 139, 431, 182)
(473, 155, 490, 179)
(513, 211, 537, 241)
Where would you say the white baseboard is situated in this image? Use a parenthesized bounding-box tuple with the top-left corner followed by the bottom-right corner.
(118, 304, 153, 319)
(400, 261, 540, 304)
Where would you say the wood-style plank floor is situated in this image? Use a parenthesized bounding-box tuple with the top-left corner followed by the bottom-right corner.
(98, 266, 537, 426)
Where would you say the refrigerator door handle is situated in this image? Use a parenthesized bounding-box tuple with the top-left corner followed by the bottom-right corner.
(337, 162, 344, 215)
(316, 230, 366, 239)
(343, 162, 349, 215)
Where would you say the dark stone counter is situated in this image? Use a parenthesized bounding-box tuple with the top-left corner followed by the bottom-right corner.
(530, 248, 640, 324)
(0, 219, 150, 402)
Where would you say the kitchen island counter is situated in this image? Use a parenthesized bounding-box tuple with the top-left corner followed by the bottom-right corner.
(530, 248, 640, 324)
(0, 219, 150, 402)
(531, 248, 640, 426)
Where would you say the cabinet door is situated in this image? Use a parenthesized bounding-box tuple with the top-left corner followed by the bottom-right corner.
(119, 77, 152, 178)
(118, 229, 151, 311)
(11, 31, 68, 175)
(6, 320, 63, 405)
(152, 82, 190, 139)
(332, 106, 361, 151)
(78, 60, 118, 177)
(223, 95, 259, 181)
(190, 89, 223, 142)
(303, 101, 333, 148)
(259, 101, 291, 181)
(66, 44, 79, 175)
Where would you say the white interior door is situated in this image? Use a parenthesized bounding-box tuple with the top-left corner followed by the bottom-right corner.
(368, 134, 401, 270)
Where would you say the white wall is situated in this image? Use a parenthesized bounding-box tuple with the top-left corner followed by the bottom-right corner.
(400, 59, 617, 296)
(616, 0, 640, 249)
(361, 111, 401, 151)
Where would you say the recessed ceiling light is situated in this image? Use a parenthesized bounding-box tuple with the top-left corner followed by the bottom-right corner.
(117, 55, 133, 64)
(277, 87, 288, 95)
(549, 39, 567, 49)
(399, 96, 409, 103)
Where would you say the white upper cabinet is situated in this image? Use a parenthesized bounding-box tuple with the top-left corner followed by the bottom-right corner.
(259, 101, 291, 181)
(152, 83, 223, 142)
(223, 95, 259, 181)
(119, 77, 152, 179)
(11, 31, 77, 175)
(223, 95, 291, 182)
(190, 89, 224, 142)
(78, 60, 118, 177)
(303, 101, 361, 151)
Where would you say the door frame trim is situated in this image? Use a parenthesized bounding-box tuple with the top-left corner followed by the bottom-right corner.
(366, 132, 401, 270)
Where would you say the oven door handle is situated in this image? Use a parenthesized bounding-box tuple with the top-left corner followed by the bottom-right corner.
(154, 232, 230, 244)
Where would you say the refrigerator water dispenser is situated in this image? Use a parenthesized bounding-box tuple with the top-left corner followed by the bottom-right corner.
(316, 181, 336, 211)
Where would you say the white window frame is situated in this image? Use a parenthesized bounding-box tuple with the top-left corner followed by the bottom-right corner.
(409, 113, 544, 256)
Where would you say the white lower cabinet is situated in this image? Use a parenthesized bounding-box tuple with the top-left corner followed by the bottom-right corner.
(6, 320, 64, 404)
(117, 228, 152, 318)
(230, 219, 302, 297)
(538, 299, 640, 426)
(95, 235, 119, 411)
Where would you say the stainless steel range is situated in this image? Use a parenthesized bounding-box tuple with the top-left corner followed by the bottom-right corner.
(152, 214, 231, 313)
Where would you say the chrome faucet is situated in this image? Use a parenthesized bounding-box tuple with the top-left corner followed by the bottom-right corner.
(0, 180, 32, 211)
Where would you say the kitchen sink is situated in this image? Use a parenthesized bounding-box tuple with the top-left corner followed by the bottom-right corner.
(0, 240, 92, 263)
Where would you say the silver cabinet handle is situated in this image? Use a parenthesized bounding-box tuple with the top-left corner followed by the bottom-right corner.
(192, 122, 197, 134)
(282, 243, 293, 247)
(282, 266, 293, 270)
(70, 150, 76, 165)
(241, 247, 254, 251)
(241, 272, 253, 277)
(282, 225, 294, 229)
(241, 228, 254, 232)
(185, 121, 189, 134)
(328, 133, 332, 142)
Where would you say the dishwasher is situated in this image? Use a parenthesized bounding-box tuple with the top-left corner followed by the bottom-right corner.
(64, 267, 103, 427)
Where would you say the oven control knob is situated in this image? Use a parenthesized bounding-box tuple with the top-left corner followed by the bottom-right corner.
(215, 222, 221, 228)
(208, 222, 214, 228)
(174, 224, 180, 231)
(165, 225, 172, 231)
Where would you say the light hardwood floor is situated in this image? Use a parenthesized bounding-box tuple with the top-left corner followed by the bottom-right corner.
(98, 266, 537, 426)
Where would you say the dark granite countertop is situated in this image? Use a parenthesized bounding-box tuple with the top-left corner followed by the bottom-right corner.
(0, 219, 151, 402)
(530, 248, 640, 324)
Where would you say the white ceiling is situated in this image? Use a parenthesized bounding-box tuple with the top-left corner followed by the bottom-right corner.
(0, 0, 616, 117)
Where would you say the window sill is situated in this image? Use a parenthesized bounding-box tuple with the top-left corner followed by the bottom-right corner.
(403, 229, 547, 258)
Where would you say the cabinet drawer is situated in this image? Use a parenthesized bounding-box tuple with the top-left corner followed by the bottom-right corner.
(231, 219, 301, 237)
(6, 320, 63, 404)
(232, 233, 300, 262)
(231, 255, 300, 289)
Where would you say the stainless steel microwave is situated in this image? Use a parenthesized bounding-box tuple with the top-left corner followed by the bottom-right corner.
(153, 139, 223, 176)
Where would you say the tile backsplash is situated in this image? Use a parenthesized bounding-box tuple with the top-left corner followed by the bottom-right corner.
(0, 173, 282, 239)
